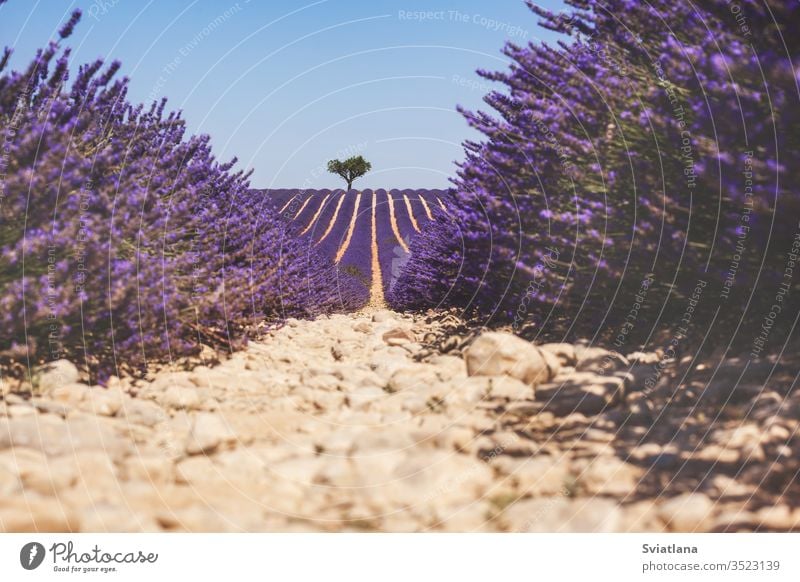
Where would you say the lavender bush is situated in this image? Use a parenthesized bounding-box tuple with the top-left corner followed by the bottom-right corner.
(0, 8, 363, 381)
(391, 0, 800, 351)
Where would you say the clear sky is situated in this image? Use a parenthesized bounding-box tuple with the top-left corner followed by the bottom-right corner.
(1, 0, 565, 189)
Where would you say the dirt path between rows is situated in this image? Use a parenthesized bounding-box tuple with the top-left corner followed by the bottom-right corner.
(1, 310, 798, 532)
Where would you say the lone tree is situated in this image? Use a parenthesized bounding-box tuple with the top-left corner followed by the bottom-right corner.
(327, 155, 371, 190)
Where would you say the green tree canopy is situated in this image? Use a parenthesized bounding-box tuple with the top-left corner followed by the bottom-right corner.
(327, 155, 372, 190)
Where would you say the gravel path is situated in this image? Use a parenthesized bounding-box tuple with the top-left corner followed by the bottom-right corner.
(1, 310, 798, 532)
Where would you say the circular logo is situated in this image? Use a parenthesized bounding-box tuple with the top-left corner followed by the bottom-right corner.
(19, 542, 46, 570)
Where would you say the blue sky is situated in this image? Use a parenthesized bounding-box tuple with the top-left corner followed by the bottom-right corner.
(1, 0, 565, 188)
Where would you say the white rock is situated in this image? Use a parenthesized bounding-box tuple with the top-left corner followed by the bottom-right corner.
(0, 464, 21, 495)
(427, 355, 468, 380)
(537, 347, 562, 379)
(538, 343, 577, 366)
(161, 385, 204, 410)
(124, 454, 174, 483)
(80, 387, 125, 417)
(489, 376, 534, 401)
(175, 456, 218, 484)
(372, 311, 395, 323)
(465, 332, 553, 386)
(382, 327, 415, 345)
(505, 497, 622, 532)
(573, 457, 642, 496)
(353, 321, 373, 334)
(575, 347, 630, 373)
(0, 496, 80, 532)
(37, 360, 80, 393)
(658, 493, 715, 532)
(48, 383, 90, 404)
(185, 412, 236, 455)
(120, 399, 167, 427)
(346, 387, 385, 411)
(387, 364, 440, 393)
(506, 456, 571, 496)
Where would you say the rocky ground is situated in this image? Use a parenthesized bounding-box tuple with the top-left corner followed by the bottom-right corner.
(1, 310, 798, 532)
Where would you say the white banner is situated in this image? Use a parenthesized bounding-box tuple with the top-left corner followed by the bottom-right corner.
(1, 533, 798, 581)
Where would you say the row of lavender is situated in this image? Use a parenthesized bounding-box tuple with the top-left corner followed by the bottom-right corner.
(392, 0, 800, 355)
(0, 8, 363, 382)
(264, 189, 450, 300)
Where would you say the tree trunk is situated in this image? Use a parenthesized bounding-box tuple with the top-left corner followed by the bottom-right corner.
(346, 179, 353, 190)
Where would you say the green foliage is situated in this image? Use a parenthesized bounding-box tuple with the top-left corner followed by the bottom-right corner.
(327, 155, 372, 190)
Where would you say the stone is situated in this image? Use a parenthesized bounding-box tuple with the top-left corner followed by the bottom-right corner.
(426, 355, 467, 380)
(36, 360, 80, 393)
(0, 497, 80, 532)
(504, 497, 622, 532)
(0, 416, 70, 456)
(213, 449, 271, 485)
(720, 425, 765, 462)
(621, 363, 657, 393)
(351, 428, 416, 453)
(372, 311, 395, 323)
(573, 457, 642, 496)
(66, 415, 130, 459)
(156, 507, 233, 532)
(79, 387, 125, 416)
(488, 376, 534, 401)
(6, 403, 36, 417)
(537, 347, 562, 379)
(382, 327, 415, 345)
(48, 383, 90, 405)
(755, 505, 797, 530)
(617, 501, 662, 532)
(465, 332, 552, 386)
(0, 446, 46, 470)
(538, 343, 577, 366)
(505, 455, 571, 496)
(391, 451, 494, 506)
(120, 399, 167, 427)
(575, 347, 630, 374)
(346, 386, 385, 410)
(350, 369, 387, 390)
(3, 393, 25, 405)
(29, 398, 71, 417)
(437, 426, 476, 453)
(81, 506, 155, 533)
(14, 453, 79, 495)
(627, 351, 662, 365)
(537, 375, 625, 416)
(658, 493, 715, 532)
(175, 456, 218, 485)
(304, 373, 341, 391)
(703, 380, 764, 405)
(185, 412, 236, 455)
(402, 396, 428, 414)
(387, 364, 440, 393)
(353, 321, 373, 334)
(621, 392, 654, 425)
(437, 501, 494, 532)
(270, 456, 322, 485)
(0, 465, 21, 495)
(124, 455, 174, 484)
(160, 385, 204, 410)
(369, 352, 409, 378)
(444, 377, 491, 407)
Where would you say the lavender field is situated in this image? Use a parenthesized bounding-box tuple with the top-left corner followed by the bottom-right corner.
(264, 189, 451, 306)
